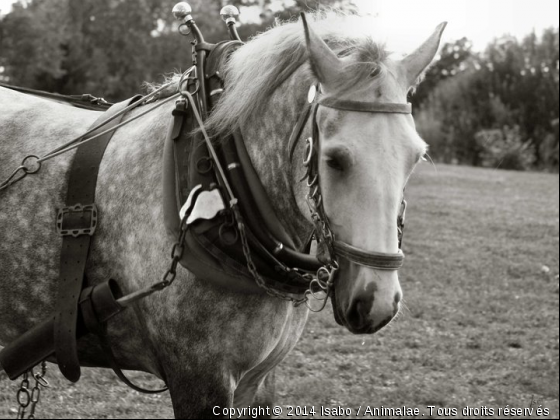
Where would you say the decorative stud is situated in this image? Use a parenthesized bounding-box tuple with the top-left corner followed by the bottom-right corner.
(308, 84, 317, 104)
(220, 5, 240, 25)
(172, 2, 193, 22)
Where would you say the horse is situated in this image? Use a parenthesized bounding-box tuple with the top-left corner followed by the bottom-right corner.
(0, 12, 445, 418)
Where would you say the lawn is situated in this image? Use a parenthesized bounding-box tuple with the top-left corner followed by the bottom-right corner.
(1, 163, 558, 419)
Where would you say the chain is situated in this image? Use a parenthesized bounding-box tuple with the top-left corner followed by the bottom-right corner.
(227, 127, 341, 310)
(231, 201, 308, 305)
(159, 214, 190, 290)
(300, 135, 340, 312)
(16, 362, 48, 420)
(117, 213, 191, 308)
(15, 372, 29, 419)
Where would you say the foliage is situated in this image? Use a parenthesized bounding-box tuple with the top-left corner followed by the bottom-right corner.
(1, 1, 558, 171)
(415, 28, 559, 171)
(412, 37, 474, 108)
(475, 126, 536, 170)
(0, 0, 351, 99)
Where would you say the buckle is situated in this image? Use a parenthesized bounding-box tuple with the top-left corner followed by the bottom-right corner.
(56, 204, 98, 237)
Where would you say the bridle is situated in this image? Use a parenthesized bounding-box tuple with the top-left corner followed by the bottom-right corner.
(290, 84, 410, 277)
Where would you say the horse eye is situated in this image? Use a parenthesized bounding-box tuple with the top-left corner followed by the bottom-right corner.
(326, 158, 344, 171)
(370, 67, 381, 78)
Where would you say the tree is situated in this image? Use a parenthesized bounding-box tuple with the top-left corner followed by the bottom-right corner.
(0, 0, 355, 100)
(414, 28, 559, 171)
(412, 37, 474, 107)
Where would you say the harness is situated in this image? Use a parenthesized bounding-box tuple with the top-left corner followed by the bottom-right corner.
(296, 86, 409, 272)
(0, 7, 411, 404)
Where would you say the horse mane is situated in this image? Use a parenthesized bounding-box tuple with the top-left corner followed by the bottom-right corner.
(150, 12, 390, 136)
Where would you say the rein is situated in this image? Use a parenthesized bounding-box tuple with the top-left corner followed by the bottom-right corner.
(0, 81, 181, 192)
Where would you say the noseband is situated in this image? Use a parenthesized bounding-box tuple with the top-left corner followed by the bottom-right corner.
(290, 85, 411, 271)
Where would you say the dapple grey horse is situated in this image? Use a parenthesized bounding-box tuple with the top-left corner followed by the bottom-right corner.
(0, 13, 445, 418)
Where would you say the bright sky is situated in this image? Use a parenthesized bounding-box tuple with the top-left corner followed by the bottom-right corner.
(0, 0, 558, 53)
(352, 0, 560, 52)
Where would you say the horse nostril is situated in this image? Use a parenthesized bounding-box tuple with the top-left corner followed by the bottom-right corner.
(393, 292, 401, 316)
(347, 296, 374, 329)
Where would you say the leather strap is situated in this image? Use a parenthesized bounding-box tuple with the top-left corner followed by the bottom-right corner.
(333, 240, 404, 270)
(301, 86, 408, 270)
(318, 97, 412, 114)
(79, 283, 168, 394)
(54, 96, 141, 382)
(288, 102, 312, 163)
(0, 81, 113, 111)
(232, 131, 298, 250)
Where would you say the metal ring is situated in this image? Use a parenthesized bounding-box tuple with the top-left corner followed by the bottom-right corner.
(21, 155, 41, 174)
(170, 243, 184, 260)
(178, 23, 191, 36)
(223, 211, 236, 227)
(302, 138, 314, 166)
(310, 184, 320, 199)
(304, 289, 329, 312)
(33, 375, 49, 388)
(309, 279, 328, 299)
(317, 266, 331, 282)
(30, 387, 41, 403)
(219, 223, 238, 246)
(17, 388, 31, 408)
(196, 156, 213, 174)
(306, 174, 318, 187)
(179, 67, 199, 96)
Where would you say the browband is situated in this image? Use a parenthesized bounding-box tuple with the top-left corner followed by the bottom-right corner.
(318, 97, 412, 114)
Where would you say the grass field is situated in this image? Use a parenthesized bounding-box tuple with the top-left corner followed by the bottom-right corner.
(1, 163, 558, 419)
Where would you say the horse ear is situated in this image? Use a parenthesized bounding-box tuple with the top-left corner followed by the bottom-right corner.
(301, 13, 343, 86)
(401, 22, 447, 86)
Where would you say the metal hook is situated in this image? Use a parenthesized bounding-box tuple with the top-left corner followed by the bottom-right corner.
(0, 166, 27, 191)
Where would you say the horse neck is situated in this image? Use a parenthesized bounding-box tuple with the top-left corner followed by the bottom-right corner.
(239, 66, 313, 248)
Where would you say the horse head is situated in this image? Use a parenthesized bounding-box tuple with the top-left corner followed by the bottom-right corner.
(301, 16, 446, 334)
(205, 13, 445, 335)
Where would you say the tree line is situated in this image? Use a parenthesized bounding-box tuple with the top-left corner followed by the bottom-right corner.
(1, 0, 558, 171)
(413, 29, 559, 171)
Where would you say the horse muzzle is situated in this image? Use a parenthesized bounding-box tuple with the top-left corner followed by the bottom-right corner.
(331, 260, 402, 334)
